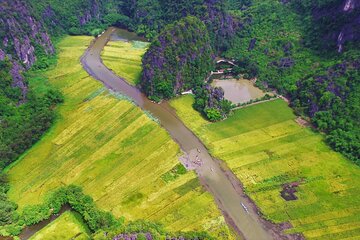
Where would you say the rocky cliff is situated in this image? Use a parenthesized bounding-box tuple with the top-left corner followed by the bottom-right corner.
(141, 16, 214, 100)
(129, 0, 239, 50)
(290, 0, 360, 52)
(0, 0, 109, 100)
(0, 0, 54, 100)
(224, 0, 360, 163)
(313, 0, 360, 52)
(29, 0, 107, 35)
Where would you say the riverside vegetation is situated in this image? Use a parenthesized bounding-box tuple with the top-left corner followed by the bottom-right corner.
(29, 211, 91, 240)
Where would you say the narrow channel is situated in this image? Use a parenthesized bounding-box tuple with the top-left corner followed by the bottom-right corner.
(81, 27, 274, 240)
(18, 205, 72, 240)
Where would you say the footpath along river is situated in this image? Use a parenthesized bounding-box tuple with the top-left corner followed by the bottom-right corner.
(81, 27, 287, 240)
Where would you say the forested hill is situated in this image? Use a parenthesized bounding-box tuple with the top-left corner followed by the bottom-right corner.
(0, 0, 113, 170)
(125, 0, 238, 50)
(0, 0, 359, 167)
(0, 0, 237, 169)
(290, 0, 360, 52)
(225, 0, 359, 163)
(141, 16, 214, 100)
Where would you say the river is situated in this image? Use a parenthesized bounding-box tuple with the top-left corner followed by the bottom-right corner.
(18, 205, 71, 240)
(80, 27, 278, 240)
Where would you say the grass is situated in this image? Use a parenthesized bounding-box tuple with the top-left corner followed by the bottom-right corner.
(170, 95, 360, 240)
(101, 40, 148, 85)
(29, 211, 90, 240)
(6, 36, 234, 239)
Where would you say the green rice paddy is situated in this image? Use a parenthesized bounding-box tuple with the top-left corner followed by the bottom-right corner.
(29, 211, 90, 240)
(101, 41, 148, 85)
(170, 95, 360, 240)
(6, 37, 234, 239)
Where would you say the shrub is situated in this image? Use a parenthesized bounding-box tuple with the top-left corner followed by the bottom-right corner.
(205, 108, 222, 122)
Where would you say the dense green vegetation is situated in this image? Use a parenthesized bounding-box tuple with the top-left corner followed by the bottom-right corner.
(28, 0, 119, 36)
(124, 0, 236, 50)
(1, 185, 215, 239)
(141, 16, 232, 121)
(0, 185, 113, 236)
(192, 85, 233, 121)
(224, 0, 359, 163)
(28, 0, 235, 41)
(0, 59, 63, 170)
(141, 16, 214, 100)
(0, 173, 17, 227)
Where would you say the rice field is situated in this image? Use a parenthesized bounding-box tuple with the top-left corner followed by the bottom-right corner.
(101, 40, 148, 85)
(6, 37, 234, 239)
(29, 211, 90, 240)
(170, 95, 360, 240)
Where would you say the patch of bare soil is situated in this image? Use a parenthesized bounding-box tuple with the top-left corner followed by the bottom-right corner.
(178, 149, 204, 170)
(281, 182, 300, 201)
(0, 237, 13, 240)
(295, 117, 311, 128)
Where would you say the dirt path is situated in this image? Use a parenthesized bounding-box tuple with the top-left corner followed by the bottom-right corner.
(232, 97, 280, 110)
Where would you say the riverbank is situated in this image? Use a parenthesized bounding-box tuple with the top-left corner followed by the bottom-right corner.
(101, 40, 148, 86)
(27, 211, 90, 240)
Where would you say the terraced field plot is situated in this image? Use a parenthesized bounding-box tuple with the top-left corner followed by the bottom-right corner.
(6, 36, 233, 239)
(29, 211, 90, 240)
(101, 40, 148, 85)
(170, 95, 360, 240)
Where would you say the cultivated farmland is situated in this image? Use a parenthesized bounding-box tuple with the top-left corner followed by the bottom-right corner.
(29, 211, 90, 240)
(170, 95, 360, 239)
(6, 37, 234, 239)
(101, 41, 148, 85)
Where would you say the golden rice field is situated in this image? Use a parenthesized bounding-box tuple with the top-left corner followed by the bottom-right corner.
(170, 95, 360, 240)
(6, 36, 234, 239)
(29, 212, 90, 240)
(101, 40, 148, 85)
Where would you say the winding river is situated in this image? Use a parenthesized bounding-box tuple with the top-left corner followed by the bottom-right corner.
(81, 27, 277, 240)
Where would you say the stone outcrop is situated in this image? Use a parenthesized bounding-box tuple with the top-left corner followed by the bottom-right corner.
(141, 16, 214, 100)
(0, 0, 54, 99)
(129, 0, 239, 50)
(0, 0, 107, 100)
(312, 0, 360, 52)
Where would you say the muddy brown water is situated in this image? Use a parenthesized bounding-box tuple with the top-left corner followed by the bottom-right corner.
(81, 27, 276, 240)
(109, 28, 146, 42)
(212, 79, 266, 104)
